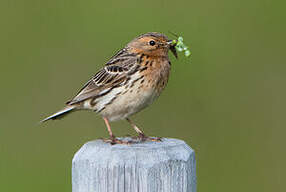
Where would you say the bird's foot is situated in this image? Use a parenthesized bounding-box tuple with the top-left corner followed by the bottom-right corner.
(137, 134, 162, 142)
(101, 136, 132, 145)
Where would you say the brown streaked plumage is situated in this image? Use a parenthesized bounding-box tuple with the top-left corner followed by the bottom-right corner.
(41, 32, 177, 144)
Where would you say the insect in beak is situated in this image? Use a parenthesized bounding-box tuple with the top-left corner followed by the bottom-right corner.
(167, 40, 178, 59)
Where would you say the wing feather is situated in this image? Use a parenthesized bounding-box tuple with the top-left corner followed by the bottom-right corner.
(66, 48, 138, 105)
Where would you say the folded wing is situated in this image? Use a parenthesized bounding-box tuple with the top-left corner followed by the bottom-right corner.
(66, 48, 138, 105)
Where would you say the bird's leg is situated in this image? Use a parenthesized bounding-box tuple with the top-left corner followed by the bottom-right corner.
(126, 118, 145, 138)
(126, 118, 161, 142)
(102, 117, 130, 145)
(103, 117, 115, 139)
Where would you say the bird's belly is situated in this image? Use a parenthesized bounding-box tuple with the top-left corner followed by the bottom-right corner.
(97, 79, 159, 121)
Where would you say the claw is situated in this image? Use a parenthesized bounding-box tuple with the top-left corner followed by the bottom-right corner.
(102, 137, 132, 145)
(146, 136, 162, 142)
(137, 134, 162, 142)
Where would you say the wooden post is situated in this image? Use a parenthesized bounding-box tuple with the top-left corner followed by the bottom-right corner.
(72, 138, 196, 192)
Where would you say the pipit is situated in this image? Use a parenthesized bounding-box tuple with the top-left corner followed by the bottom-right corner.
(42, 32, 178, 144)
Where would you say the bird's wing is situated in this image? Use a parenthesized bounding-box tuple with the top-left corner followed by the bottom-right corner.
(66, 48, 139, 105)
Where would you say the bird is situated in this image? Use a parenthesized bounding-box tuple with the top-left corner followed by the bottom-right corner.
(41, 32, 178, 144)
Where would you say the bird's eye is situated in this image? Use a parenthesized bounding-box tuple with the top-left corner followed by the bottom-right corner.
(149, 40, 156, 46)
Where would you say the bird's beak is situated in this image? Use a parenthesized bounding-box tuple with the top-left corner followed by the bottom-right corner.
(167, 40, 178, 59)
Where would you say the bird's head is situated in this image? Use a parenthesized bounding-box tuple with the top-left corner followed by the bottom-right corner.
(127, 32, 177, 58)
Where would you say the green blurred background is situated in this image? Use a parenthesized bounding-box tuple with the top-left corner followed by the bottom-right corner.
(1, 0, 285, 191)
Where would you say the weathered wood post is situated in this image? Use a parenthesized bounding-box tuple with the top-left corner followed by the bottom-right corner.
(72, 138, 196, 192)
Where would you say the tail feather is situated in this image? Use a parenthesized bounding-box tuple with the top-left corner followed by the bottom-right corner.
(41, 105, 76, 123)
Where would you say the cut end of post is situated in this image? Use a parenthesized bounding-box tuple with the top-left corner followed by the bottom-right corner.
(72, 138, 196, 192)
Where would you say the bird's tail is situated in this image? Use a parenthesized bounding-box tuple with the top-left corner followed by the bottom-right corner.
(41, 105, 77, 123)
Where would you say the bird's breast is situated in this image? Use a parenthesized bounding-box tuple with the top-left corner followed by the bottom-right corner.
(142, 56, 171, 94)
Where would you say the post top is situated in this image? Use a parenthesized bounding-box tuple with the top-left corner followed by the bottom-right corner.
(86, 137, 187, 148)
(73, 138, 194, 167)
